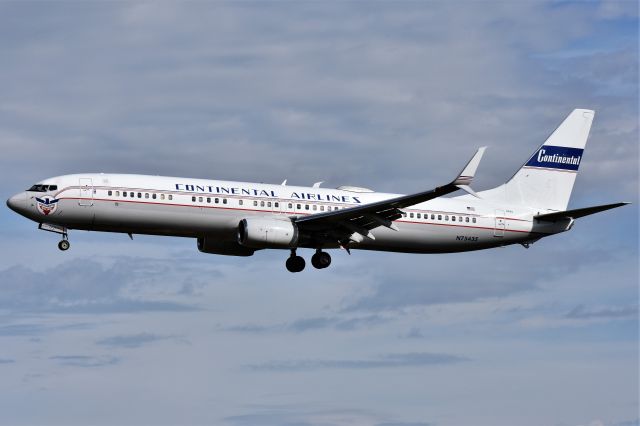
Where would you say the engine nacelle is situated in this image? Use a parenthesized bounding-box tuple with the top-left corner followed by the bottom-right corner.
(197, 237, 255, 257)
(238, 217, 299, 249)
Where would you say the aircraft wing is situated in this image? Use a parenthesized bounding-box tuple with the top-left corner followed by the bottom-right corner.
(295, 147, 486, 244)
(534, 202, 630, 222)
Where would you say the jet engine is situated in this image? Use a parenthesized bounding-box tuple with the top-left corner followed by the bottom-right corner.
(237, 217, 299, 249)
(197, 237, 255, 257)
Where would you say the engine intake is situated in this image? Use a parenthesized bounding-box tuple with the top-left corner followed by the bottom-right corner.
(238, 218, 299, 249)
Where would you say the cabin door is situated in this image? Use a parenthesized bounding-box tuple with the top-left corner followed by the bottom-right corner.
(79, 178, 94, 206)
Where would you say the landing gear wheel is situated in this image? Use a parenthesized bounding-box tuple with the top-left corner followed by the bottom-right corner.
(311, 250, 331, 269)
(286, 253, 306, 273)
(58, 240, 70, 251)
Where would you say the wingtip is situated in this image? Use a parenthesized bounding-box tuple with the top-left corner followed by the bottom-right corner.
(453, 147, 486, 185)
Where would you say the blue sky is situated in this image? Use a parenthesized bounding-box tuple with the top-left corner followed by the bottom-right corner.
(0, 2, 637, 425)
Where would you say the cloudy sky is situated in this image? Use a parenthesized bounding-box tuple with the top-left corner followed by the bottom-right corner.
(0, 1, 638, 425)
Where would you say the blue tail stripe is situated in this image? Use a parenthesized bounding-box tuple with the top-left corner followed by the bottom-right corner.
(525, 145, 583, 171)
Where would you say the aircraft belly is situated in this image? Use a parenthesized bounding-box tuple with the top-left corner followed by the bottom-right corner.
(88, 200, 239, 236)
(355, 222, 505, 253)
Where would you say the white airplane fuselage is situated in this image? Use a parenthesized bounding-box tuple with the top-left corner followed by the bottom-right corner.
(7, 173, 563, 254)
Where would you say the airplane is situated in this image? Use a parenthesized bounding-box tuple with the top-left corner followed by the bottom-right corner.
(6, 109, 629, 272)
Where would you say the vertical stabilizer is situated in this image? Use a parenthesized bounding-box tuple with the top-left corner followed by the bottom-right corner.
(479, 109, 595, 211)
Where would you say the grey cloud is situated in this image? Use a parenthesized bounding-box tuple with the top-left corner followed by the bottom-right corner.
(345, 247, 615, 312)
(224, 407, 430, 426)
(222, 324, 276, 334)
(247, 352, 469, 372)
(221, 314, 390, 334)
(96, 332, 176, 348)
(405, 328, 425, 339)
(289, 315, 388, 332)
(376, 423, 431, 426)
(0, 359, 15, 364)
(566, 304, 639, 320)
(49, 355, 119, 368)
(0, 258, 199, 314)
(0, 322, 93, 337)
(612, 419, 640, 426)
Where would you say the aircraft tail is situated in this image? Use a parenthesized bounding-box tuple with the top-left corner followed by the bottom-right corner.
(479, 109, 595, 211)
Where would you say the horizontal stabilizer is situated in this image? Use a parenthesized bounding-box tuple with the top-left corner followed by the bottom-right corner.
(534, 202, 630, 222)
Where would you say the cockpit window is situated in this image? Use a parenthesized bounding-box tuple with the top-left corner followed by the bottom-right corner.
(26, 184, 57, 192)
(27, 184, 47, 192)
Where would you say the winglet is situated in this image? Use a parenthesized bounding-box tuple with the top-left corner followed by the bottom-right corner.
(453, 147, 486, 186)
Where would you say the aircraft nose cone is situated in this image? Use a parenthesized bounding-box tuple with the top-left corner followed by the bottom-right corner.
(6, 193, 24, 213)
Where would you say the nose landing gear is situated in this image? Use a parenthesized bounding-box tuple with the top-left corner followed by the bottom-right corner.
(38, 223, 70, 251)
(58, 239, 70, 251)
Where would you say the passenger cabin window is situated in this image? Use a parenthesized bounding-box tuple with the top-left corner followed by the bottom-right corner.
(472, 218, 476, 223)
(152, 193, 156, 199)
(108, 190, 112, 196)
(417, 213, 421, 219)
(123, 192, 127, 198)
(192, 196, 196, 202)
(116, 191, 120, 196)
(465, 217, 469, 223)
(431, 214, 435, 220)
(198, 197, 203, 202)
(207, 197, 211, 203)
(288, 203, 293, 209)
(438, 215, 442, 220)
(452, 216, 456, 222)
(137, 193, 142, 198)
(260, 201, 265, 207)
(274, 202, 279, 208)
(145, 193, 149, 199)
(160, 194, 165, 200)
(305, 205, 310, 210)
(409, 213, 414, 218)
(239, 200, 243, 206)
(222, 199, 227, 204)
(168, 195, 173, 200)
(130, 192, 134, 197)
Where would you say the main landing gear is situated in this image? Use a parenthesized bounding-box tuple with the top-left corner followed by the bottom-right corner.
(311, 249, 331, 269)
(285, 249, 332, 273)
(286, 250, 305, 273)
